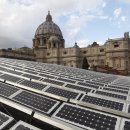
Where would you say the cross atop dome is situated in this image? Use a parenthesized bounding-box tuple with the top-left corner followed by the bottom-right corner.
(46, 10, 52, 22)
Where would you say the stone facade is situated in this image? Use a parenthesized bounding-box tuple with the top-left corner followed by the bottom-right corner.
(33, 12, 130, 73)
(0, 48, 35, 61)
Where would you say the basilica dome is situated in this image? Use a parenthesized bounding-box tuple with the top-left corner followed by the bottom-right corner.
(35, 11, 63, 38)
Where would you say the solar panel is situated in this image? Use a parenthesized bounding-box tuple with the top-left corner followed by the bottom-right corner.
(65, 84, 91, 93)
(0, 111, 14, 130)
(7, 69, 23, 75)
(0, 74, 21, 83)
(39, 73, 55, 79)
(127, 105, 130, 113)
(120, 118, 130, 130)
(78, 82, 99, 89)
(22, 74, 41, 80)
(43, 78, 64, 86)
(9, 120, 41, 130)
(95, 90, 127, 100)
(0, 82, 19, 97)
(57, 77, 76, 84)
(86, 80, 104, 86)
(23, 70, 38, 75)
(12, 91, 60, 114)
(103, 87, 128, 94)
(80, 95, 124, 111)
(107, 85, 129, 91)
(53, 103, 120, 130)
(45, 86, 80, 99)
(19, 80, 47, 90)
(0, 58, 130, 130)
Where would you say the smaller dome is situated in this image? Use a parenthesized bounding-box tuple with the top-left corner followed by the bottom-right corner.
(49, 36, 60, 43)
(73, 42, 79, 48)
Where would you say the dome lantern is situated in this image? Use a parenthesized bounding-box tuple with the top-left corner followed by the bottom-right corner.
(46, 11, 52, 22)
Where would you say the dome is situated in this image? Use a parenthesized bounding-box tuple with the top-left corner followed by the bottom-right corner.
(48, 36, 60, 43)
(73, 42, 80, 48)
(35, 11, 63, 38)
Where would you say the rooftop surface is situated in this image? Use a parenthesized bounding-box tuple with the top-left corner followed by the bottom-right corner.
(0, 58, 130, 130)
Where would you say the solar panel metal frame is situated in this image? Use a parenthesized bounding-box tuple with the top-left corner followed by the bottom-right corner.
(0, 111, 14, 130)
(9, 120, 42, 130)
(52, 103, 121, 130)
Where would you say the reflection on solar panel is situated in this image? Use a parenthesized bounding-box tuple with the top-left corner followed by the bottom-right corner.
(0, 58, 130, 130)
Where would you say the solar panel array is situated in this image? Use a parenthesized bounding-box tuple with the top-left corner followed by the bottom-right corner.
(0, 58, 130, 130)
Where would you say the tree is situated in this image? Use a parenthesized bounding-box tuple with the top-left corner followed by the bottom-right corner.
(82, 57, 90, 69)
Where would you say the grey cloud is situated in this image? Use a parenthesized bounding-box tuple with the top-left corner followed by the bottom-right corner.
(0, 0, 105, 49)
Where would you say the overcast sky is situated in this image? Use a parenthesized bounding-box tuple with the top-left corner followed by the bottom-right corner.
(0, 0, 130, 49)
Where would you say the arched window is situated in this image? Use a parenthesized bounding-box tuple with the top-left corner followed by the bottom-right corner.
(53, 43, 56, 48)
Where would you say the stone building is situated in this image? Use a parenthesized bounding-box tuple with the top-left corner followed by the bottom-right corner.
(33, 12, 130, 74)
(0, 48, 35, 61)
